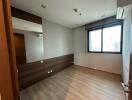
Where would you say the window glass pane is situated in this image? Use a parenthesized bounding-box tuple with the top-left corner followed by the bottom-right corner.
(103, 25, 121, 52)
(89, 29, 101, 52)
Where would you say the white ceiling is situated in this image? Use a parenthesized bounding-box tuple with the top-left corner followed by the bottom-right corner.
(11, 0, 117, 28)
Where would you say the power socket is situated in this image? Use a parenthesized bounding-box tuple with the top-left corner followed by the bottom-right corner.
(40, 60, 44, 63)
(48, 71, 50, 74)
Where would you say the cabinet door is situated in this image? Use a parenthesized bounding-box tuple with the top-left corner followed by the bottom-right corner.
(0, 0, 14, 100)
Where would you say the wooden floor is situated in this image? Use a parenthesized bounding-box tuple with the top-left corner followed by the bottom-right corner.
(20, 65, 126, 100)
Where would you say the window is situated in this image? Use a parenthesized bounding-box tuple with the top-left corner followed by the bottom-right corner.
(88, 24, 122, 53)
(89, 29, 101, 52)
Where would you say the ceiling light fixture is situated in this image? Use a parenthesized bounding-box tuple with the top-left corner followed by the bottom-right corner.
(73, 8, 82, 16)
(73, 8, 78, 13)
(41, 4, 47, 9)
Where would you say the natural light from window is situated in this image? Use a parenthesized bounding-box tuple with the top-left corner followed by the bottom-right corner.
(89, 29, 101, 52)
(88, 25, 122, 53)
(103, 25, 121, 52)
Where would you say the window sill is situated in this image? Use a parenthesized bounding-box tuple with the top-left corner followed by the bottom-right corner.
(88, 51, 122, 54)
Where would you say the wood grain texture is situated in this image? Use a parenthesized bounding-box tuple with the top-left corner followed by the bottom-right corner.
(0, 0, 20, 99)
(0, 0, 15, 99)
(19, 54, 74, 90)
(2, 0, 20, 99)
(130, 52, 132, 82)
(11, 7, 42, 24)
(21, 65, 126, 100)
(14, 33, 26, 65)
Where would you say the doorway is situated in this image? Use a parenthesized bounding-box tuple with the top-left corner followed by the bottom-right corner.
(14, 33, 26, 65)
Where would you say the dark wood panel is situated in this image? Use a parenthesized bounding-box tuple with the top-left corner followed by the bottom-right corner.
(18, 54, 74, 90)
(14, 33, 26, 65)
(11, 7, 42, 24)
(129, 56, 132, 99)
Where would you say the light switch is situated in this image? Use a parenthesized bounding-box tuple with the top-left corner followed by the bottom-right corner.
(40, 60, 44, 63)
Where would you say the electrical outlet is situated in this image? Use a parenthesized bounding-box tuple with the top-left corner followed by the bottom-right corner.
(40, 60, 44, 63)
(48, 71, 50, 74)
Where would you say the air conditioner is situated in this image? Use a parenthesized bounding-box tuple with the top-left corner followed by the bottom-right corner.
(117, 5, 131, 19)
(116, 7, 124, 19)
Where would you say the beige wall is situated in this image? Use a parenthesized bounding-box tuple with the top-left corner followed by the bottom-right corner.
(74, 53, 122, 74)
(42, 19, 73, 59)
(73, 26, 122, 74)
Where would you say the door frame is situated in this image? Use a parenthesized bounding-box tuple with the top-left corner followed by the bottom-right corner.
(1, 0, 19, 99)
(0, 0, 14, 99)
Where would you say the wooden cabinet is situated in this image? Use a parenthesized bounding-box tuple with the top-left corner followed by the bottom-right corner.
(19, 54, 74, 90)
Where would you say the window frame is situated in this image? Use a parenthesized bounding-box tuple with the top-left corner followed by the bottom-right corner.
(87, 22, 123, 54)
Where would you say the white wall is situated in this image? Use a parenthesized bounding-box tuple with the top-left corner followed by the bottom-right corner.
(73, 26, 122, 74)
(122, 5, 132, 85)
(14, 19, 73, 62)
(24, 32, 44, 63)
(73, 26, 87, 53)
(14, 29, 44, 63)
(42, 19, 73, 59)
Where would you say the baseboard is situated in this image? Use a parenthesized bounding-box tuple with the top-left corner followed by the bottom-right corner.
(74, 64, 121, 76)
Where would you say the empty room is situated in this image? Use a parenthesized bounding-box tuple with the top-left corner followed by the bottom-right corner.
(0, 0, 132, 100)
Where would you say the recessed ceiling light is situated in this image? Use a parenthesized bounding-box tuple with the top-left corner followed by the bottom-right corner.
(41, 4, 47, 9)
(73, 9, 82, 16)
(73, 8, 78, 13)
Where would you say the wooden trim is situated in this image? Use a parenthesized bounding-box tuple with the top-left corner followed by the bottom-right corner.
(2, 0, 20, 99)
(18, 54, 74, 90)
(130, 55, 132, 83)
(0, 0, 14, 99)
(14, 33, 24, 37)
(11, 7, 42, 24)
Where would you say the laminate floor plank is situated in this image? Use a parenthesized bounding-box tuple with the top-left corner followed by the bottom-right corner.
(21, 65, 126, 100)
